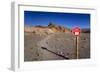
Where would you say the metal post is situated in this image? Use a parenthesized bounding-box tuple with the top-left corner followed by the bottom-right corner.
(76, 36, 79, 59)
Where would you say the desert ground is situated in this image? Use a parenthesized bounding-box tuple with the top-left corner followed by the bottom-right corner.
(24, 24, 90, 61)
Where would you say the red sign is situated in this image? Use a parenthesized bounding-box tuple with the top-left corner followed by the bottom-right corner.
(72, 27, 80, 36)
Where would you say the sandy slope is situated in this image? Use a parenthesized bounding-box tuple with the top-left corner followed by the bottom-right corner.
(24, 31, 90, 61)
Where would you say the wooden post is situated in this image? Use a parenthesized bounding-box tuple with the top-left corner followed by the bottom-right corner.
(76, 36, 79, 59)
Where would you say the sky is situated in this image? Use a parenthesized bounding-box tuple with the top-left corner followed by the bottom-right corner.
(24, 11, 90, 29)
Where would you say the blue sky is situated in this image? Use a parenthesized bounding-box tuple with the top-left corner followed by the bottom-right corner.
(24, 11, 90, 29)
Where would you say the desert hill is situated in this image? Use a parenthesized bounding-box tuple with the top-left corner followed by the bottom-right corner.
(24, 23, 71, 34)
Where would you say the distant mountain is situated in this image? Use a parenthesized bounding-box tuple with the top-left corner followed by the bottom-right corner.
(81, 28, 90, 33)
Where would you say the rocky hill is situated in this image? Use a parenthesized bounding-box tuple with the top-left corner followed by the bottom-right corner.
(24, 23, 71, 34)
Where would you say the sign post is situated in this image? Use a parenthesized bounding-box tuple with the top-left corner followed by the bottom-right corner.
(72, 27, 80, 59)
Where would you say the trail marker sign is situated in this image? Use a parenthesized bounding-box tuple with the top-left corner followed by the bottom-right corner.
(72, 27, 80, 59)
(72, 27, 80, 36)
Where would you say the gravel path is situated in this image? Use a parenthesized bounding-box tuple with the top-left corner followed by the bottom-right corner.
(38, 32, 76, 60)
